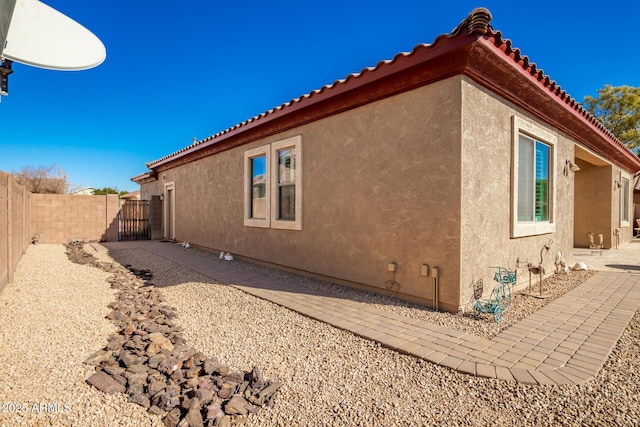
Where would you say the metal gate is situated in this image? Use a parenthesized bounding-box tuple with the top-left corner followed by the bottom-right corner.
(118, 200, 151, 241)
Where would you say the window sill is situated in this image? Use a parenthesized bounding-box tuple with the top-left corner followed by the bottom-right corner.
(244, 218, 270, 228)
(272, 219, 302, 231)
(512, 221, 555, 238)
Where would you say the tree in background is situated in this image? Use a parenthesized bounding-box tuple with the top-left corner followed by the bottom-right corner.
(583, 85, 640, 153)
(12, 165, 69, 194)
(92, 187, 129, 196)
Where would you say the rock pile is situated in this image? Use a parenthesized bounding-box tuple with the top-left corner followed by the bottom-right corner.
(65, 241, 281, 427)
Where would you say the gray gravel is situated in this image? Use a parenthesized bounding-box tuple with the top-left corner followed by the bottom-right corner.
(1, 243, 638, 426)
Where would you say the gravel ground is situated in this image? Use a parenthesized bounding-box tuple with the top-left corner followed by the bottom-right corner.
(1, 244, 639, 426)
(0, 245, 162, 427)
(220, 253, 595, 340)
(113, 243, 595, 340)
(109, 246, 638, 426)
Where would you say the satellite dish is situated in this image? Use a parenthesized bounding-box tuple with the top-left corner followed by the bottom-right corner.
(0, 0, 17, 58)
(1, 0, 105, 71)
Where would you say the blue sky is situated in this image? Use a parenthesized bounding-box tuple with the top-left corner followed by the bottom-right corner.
(1, 0, 638, 192)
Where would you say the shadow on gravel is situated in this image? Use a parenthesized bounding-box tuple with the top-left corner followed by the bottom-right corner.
(102, 241, 439, 315)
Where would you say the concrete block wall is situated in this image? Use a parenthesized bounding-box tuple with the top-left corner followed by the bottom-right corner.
(1, 167, 123, 294)
(0, 171, 31, 294)
(0, 171, 9, 293)
(31, 194, 119, 244)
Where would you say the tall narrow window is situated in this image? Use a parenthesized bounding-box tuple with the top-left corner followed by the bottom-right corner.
(517, 135, 534, 222)
(517, 135, 550, 222)
(251, 155, 267, 219)
(534, 140, 550, 221)
(511, 116, 556, 238)
(244, 146, 270, 228)
(271, 135, 302, 230)
(621, 177, 630, 224)
(277, 148, 296, 220)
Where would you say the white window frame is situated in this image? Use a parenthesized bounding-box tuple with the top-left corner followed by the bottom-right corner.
(620, 174, 630, 227)
(244, 145, 271, 228)
(511, 116, 557, 238)
(270, 136, 303, 230)
(243, 135, 302, 230)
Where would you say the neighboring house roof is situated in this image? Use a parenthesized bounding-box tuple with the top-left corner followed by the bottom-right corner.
(120, 190, 140, 200)
(136, 8, 640, 182)
(71, 187, 96, 195)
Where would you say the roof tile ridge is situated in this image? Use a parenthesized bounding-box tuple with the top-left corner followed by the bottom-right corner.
(450, 7, 493, 36)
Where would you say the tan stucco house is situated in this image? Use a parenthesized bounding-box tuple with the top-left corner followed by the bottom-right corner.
(133, 9, 640, 313)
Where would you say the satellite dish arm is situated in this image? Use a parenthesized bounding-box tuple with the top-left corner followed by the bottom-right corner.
(0, 59, 12, 96)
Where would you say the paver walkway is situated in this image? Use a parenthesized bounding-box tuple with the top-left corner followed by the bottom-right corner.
(101, 241, 640, 386)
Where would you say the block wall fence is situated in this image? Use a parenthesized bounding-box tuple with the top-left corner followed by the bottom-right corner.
(1, 170, 120, 293)
(30, 193, 119, 244)
(0, 171, 31, 294)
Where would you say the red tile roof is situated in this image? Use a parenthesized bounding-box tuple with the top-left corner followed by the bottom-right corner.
(139, 7, 640, 177)
(477, 29, 639, 170)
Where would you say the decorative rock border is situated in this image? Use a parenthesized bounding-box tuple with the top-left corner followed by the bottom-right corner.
(65, 241, 281, 427)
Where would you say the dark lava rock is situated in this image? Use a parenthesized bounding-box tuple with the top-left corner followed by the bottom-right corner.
(69, 241, 281, 426)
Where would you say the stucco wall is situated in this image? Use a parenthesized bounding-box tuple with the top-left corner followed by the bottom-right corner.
(143, 77, 463, 310)
(140, 73, 638, 311)
(573, 160, 633, 248)
(141, 180, 163, 202)
(150, 195, 163, 240)
(574, 160, 612, 248)
(459, 78, 575, 308)
(30, 194, 119, 243)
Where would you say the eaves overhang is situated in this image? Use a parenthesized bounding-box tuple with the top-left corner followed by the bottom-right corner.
(131, 171, 157, 185)
(139, 7, 640, 177)
(466, 32, 640, 172)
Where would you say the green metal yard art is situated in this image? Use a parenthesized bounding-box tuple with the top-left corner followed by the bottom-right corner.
(474, 267, 515, 323)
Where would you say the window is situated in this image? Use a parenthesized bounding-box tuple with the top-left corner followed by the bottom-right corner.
(271, 137, 302, 229)
(517, 135, 550, 222)
(244, 146, 270, 228)
(621, 176, 630, 225)
(244, 135, 302, 230)
(511, 117, 556, 238)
